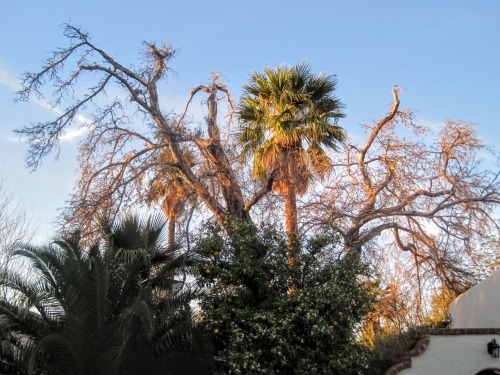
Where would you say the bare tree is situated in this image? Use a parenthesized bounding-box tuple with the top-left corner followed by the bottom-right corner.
(366, 240, 454, 332)
(15, 25, 498, 303)
(302, 88, 499, 293)
(0, 176, 33, 250)
(15, 25, 271, 238)
(0, 174, 34, 299)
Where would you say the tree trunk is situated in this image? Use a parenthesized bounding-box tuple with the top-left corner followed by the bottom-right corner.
(206, 85, 248, 221)
(284, 183, 300, 294)
(161, 200, 178, 251)
(167, 215, 176, 250)
(162, 206, 176, 295)
(284, 183, 298, 242)
(345, 226, 363, 256)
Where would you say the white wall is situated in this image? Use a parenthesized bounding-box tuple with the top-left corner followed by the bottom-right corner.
(398, 270, 500, 374)
(449, 269, 500, 329)
(400, 335, 500, 375)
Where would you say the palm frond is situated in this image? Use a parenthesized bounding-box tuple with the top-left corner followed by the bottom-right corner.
(0, 212, 203, 374)
(29, 333, 83, 375)
(237, 63, 346, 195)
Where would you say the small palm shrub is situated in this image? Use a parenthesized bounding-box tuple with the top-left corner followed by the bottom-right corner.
(0, 213, 212, 375)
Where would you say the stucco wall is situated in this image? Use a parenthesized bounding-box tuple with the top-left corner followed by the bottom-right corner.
(399, 334, 500, 375)
(449, 269, 500, 329)
(394, 270, 500, 374)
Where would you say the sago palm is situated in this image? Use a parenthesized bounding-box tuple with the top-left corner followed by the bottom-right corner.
(0, 213, 211, 375)
(238, 63, 345, 251)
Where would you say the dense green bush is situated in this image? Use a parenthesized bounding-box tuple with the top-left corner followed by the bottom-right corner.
(194, 220, 376, 375)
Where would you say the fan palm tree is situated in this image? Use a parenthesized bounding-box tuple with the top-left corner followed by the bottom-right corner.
(147, 148, 196, 250)
(0, 213, 212, 375)
(238, 64, 346, 263)
(148, 173, 192, 248)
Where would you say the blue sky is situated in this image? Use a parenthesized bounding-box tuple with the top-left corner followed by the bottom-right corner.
(0, 1, 499, 241)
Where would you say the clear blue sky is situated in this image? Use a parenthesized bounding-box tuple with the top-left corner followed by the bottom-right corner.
(1, 1, 499, 241)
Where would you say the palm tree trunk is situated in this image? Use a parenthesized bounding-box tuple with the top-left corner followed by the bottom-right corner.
(167, 216, 176, 250)
(284, 183, 300, 294)
(284, 183, 298, 242)
(162, 209, 176, 295)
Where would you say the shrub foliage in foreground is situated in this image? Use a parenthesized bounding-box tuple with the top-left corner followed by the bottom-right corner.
(194, 220, 376, 375)
(0, 214, 212, 375)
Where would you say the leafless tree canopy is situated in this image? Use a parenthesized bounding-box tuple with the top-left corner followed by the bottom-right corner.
(16, 24, 271, 238)
(302, 89, 499, 293)
(0, 175, 34, 283)
(15, 25, 499, 300)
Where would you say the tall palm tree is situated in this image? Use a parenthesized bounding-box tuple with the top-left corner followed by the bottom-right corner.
(147, 148, 195, 250)
(148, 173, 192, 248)
(0, 213, 212, 375)
(238, 64, 346, 261)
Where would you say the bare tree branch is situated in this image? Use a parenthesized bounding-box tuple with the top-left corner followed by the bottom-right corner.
(16, 24, 271, 240)
(302, 90, 499, 295)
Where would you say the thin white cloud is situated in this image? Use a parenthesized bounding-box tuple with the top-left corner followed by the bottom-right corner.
(3, 135, 23, 143)
(60, 125, 91, 141)
(1, 67, 91, 142)
(31, 97, 63, 113)
(0, 67, 21, 91)
(415, 117, 443, 133)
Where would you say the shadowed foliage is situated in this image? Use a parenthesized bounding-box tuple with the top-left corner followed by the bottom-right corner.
(0, 213, 212, 375)
(194, 219, 376, 375)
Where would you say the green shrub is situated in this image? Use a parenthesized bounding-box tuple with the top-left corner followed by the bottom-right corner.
(194, 220, 376, 375)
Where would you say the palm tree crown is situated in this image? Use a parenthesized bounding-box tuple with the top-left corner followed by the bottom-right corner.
(238, 63, 345, 196)
(147, 148, 196, 249)
(238, 64, 345, 244)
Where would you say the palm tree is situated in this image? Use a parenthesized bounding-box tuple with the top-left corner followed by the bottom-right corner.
(0, 213, 212, 375)
(147, 148, 195, 250)
(148, 173, 192, 248)
(238, 64, 346, 263)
